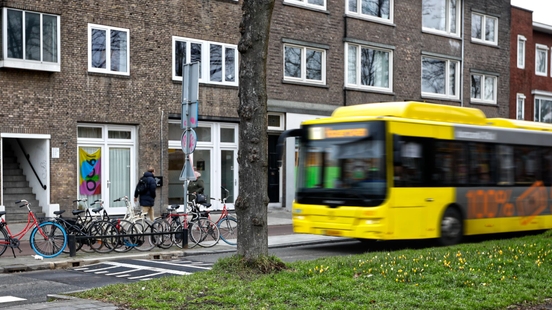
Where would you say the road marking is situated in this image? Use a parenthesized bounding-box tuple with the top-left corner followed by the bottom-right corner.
(134, 259, 212, 270)
(0, 296, 26, 303)
(94, 261, 191, 276)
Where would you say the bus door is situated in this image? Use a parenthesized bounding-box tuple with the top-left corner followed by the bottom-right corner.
(391, 134, 453, 240)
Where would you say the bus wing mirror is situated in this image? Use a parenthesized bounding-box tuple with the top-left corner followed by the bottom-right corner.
(393, 134, 402, 166)
(277, 128, 303, 168)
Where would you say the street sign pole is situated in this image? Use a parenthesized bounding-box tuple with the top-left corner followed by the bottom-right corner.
(180, 61, 200, 209)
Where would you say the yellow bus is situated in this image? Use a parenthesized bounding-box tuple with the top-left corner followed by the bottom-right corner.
(278, 101, 552, 246)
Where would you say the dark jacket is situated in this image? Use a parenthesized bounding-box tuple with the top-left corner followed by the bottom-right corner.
(134, 171, 157, 207)
(187, 178, 204, 194)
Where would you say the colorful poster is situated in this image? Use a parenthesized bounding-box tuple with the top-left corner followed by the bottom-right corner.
(79, 148, 101, 195)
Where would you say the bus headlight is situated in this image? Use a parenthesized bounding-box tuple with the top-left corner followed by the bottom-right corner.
(295, 215, 305, 220)
(366, 219, 380, 225)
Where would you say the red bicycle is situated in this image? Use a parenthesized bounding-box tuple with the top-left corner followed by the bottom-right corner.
(0, 199, 67, 258)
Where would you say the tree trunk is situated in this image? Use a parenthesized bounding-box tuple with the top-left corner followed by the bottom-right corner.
(236, 0, 275, 260)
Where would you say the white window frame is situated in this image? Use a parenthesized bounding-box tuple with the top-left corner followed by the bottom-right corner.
(283, 44, 326, 85)
(471, 13, 498, 46)
(516, 93, 525, 120)
(172, 37, 238, 87)
(534, 95, 552, 123)
(422, 0, 461, 37)
(421, 56, 459, 100)
(87, 24, 130, 76)
(268, 113, 285, 131)
(536, 44, 548, 76)
(283, 0, 326, 11)
(346, 0, 394, 24)
(470, 73, 497, 104)
(344, 42, 393, 93)
(517, 35, 526, 69)
(0, 8, 61, 72)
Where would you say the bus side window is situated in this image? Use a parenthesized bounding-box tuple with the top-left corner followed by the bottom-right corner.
(543, 148, 552, 186)
(394, 137, 424, 187)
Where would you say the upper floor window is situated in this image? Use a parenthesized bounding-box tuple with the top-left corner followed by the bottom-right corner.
(421, 56, 459, 99)
(284, 44, 325, 85)
(284, 0, 326, 11)
(470, 73, 497, 104)
(88, 24, 129, 75)
(517, 35, 526, 69)
(345, 42, 392, 92)
(173, 37, 238, 86)
(346, 0, 393, 23)
(536, 44, 548, 76)
(422, 0, 460, 37)
(471, 13, 497, 45)
(535, 97, 552, 123)
(0, 8, 60, 72)
(516, 93, 525, 120)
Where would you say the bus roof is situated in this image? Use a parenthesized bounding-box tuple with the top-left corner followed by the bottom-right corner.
(487, 118, 552, 131)
(328, 101, 488, 126)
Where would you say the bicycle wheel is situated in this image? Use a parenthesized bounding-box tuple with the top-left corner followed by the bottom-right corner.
(189, 218, 220, 248)
(89, 221, 118, 253)
(152, 219, 172, 249)
(218, 216, 238, 246)
(30, 222, 67, 258)
(132, 220, 155, 252)
(0, 227, 8, 256)
(172, 221, 188, 249)
(113, 220, 135, 253)
(60, 219, 85, 254)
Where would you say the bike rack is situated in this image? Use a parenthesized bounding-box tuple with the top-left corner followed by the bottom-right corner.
(66, 229, 189, 257)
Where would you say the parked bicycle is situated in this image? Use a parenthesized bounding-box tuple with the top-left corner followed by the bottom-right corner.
(0, 199, 67, 258)
(113, 196, 156, 252)
(210, 186, 237, 245)
(186, 194, 221, 248)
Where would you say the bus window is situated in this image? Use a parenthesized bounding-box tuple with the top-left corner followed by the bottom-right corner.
(514, 146, 539, 185)
(394, 137, 424, 187)
(434, 141, 467, 186)
(468, 143, 494, 185)
(497, 145, 514, 185)
(543, 148, 552, 186)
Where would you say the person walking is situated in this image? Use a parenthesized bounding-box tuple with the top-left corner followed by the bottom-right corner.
(134, 166, 157, 221)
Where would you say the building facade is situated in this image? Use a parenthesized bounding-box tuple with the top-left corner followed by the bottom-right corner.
(0, 0, 512, 220)
(510, 6, 552, 123)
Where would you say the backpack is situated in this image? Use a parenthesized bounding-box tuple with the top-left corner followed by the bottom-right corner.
(136, 177, 148, 195)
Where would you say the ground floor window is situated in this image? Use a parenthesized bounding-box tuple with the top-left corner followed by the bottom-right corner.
(168, 121, 238, 210)
(77, 124, 136, 213)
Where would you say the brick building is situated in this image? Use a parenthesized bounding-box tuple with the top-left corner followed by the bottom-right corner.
(0, 0, 512, 219)
(510, 6, 552, 122)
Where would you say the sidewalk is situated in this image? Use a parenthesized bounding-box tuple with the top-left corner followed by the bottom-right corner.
(1, 206, 345, 310)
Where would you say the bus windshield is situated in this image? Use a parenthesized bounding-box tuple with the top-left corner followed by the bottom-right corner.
(297, 121, 386, 206)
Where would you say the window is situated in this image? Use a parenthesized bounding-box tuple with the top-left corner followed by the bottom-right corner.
(470, 73, 497, 104)
(0, 8, 60, 71)
(471, 13, 498, 45)
(517, 35, 526, 69)
(173, 37, 238, 86)
(283, 0, 326, 11)
(346, 0, 393, 23)
(421, 56, 459, 99)
(284, 44, 325, 85)
(516, 94, 525, 120)
(497, 145, 514, 185)
(346, 42, 392, 91)
(422, 0, 460, 36)
(534, 97, 552, 123)
(88, 24, 129, 75)
(536, 44, 548, 76)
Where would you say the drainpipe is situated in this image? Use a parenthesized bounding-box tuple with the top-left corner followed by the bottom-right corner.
(159, 108, 164, 213)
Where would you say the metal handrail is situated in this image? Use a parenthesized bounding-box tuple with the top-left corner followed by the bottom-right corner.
(16, 139, 47, 190)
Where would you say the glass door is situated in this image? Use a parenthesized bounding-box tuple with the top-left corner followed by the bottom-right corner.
(78, 146, 102, 209)
(220, 149, 237, 208)
(108, 147, 131, 213)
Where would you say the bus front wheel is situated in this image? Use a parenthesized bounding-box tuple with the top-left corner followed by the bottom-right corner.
(438, 207, 463, 246)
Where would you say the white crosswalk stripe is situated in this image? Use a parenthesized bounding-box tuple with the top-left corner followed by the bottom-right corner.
(0, 296, 26, 304)
(73, 259, 213, 281)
